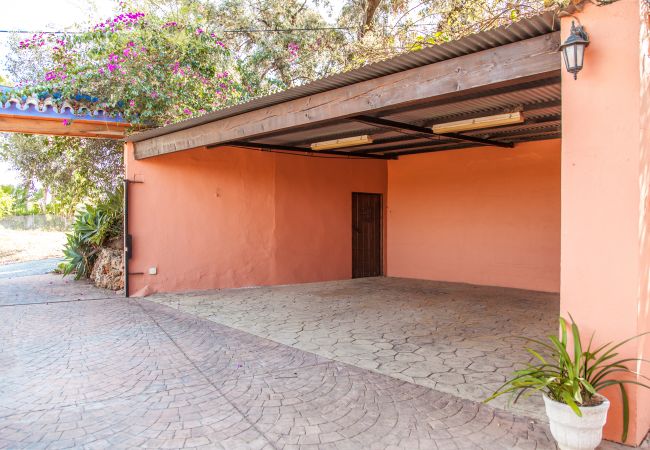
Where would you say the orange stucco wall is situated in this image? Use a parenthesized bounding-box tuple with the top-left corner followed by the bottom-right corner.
(561, 0, 650, 444)
(386, 139, 561, 292)
(125, 145, 387, 295)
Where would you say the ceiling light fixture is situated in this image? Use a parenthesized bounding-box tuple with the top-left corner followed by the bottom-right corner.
(311, 135, 373, 151)
(431, 112, 524, 134)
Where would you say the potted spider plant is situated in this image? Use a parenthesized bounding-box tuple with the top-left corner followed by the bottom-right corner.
(485, 315, 649, 450)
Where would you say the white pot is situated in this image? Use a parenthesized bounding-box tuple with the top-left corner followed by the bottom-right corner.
(543, 394, 610, 450)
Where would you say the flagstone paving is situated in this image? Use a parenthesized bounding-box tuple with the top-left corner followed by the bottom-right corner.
(148, 277, 558, 419)
(0, 273, 638, 448)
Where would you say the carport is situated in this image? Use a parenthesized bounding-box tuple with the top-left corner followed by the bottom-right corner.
(123, 2, 650, 443)
(124, 13, 562, 295)
(124, 10, 564, 432)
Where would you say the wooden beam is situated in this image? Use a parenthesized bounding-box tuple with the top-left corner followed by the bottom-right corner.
(134, 32, 560, 159)
(379, 76, 560, 118)
(0, 115, 128, 139)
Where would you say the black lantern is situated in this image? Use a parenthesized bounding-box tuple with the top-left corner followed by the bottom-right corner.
(559, 21, 590, 80)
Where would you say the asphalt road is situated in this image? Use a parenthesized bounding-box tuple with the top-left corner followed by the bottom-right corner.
(0, 258, 63, 280)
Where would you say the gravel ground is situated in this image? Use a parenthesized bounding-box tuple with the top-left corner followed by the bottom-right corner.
(0, 228, 65, 265)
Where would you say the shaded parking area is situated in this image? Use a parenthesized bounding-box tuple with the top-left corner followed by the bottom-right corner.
(1, 273, 632, 448)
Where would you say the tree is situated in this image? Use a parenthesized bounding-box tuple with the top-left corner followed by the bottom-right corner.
(204, 0, 348, 92)
(336, 0, 548, 66)
(0, 134, 122, 215)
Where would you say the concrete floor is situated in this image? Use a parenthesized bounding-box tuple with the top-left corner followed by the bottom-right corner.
(149, 277, 559, 420)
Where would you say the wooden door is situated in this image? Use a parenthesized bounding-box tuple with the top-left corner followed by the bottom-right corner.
(352, 193, 382, 278)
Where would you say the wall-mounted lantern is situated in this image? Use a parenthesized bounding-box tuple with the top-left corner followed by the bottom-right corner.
(559, 21, 590, 80)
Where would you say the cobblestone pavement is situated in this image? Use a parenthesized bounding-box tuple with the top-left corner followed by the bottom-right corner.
(0, 274, 635, 449)
(0, 272, 119, 306)
(148, 278, 557, 419)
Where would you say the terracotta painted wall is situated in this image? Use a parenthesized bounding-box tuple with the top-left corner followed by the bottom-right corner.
(386, 139, 561, 292)
(561, 0, 650, 444)
(125, 145, 387, 295)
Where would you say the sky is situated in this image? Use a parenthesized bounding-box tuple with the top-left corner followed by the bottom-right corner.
(0, 0, 344, 185)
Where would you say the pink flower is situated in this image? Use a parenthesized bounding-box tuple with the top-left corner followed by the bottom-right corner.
(288, 42, 299, 58)
(129, 100, 135, 107)
(196, 28, 204, 35)
(62, 119, 71, 126)
(183, 108, 191, 115)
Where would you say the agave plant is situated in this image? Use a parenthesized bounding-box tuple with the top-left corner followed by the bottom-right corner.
(59, 185, 124, 279)
(485, 315, 649, 442)
(59, 232, 99, 279)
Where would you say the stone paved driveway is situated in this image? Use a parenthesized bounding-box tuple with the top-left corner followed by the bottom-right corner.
(148, 278, 557, 419)
(0, 273, 633, 449)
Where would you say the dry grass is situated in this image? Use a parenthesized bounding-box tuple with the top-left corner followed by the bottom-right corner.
(0, 228, 66, 265)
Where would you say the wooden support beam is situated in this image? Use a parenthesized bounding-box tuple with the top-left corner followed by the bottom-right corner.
(0, 115, 128, 139)
(134, 32, 560, 159)
(216, 141, 397, 159)
(380, 77, 560, 118)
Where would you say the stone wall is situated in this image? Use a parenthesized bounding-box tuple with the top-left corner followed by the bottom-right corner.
(91, 248, 124, 291)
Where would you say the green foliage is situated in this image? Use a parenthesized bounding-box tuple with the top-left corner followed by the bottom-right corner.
(60, 232, 98, 279)
(207, 0, 348, 92)
(10, 1, 247, 126)
(0, 186, 16, 217)
(59, 185, 124, 279)
(485, 316, 650, 442)
(0, 184, 41, 217)
(0, 134, 123, 215)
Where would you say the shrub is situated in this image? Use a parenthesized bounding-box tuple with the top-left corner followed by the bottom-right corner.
(59, 185, 123, 279)
(485, 315, 650, 442)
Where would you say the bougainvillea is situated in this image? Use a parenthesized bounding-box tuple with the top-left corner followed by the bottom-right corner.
(10, 2, 248, 127)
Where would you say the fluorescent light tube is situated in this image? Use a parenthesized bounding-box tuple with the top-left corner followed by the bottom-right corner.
(311, 135, 373, 150)
(432, 112, 524, 134)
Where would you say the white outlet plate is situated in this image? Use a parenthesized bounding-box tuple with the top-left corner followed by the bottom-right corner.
(148, 267, 157, 275)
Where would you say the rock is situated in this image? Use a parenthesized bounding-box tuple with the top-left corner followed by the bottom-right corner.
(91, 248, 124, 291)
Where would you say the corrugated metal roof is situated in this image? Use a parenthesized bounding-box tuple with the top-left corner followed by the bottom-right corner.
(127, 11, 559, 143)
